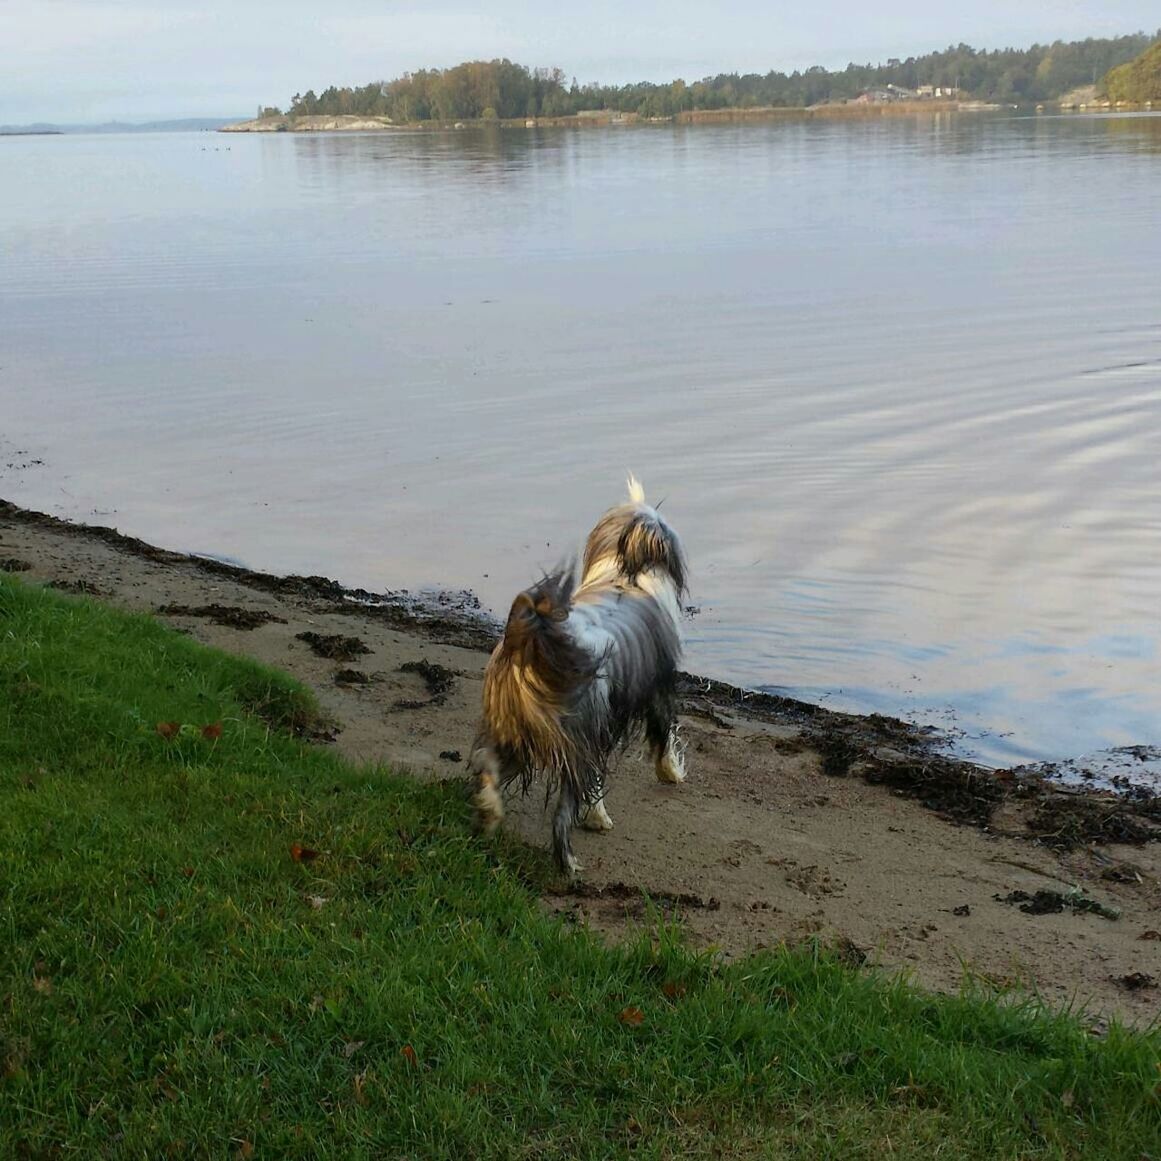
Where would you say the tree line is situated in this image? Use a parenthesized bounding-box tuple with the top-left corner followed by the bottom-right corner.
(1103, 40, 1161, 101)
(270, 33, 1160, 122)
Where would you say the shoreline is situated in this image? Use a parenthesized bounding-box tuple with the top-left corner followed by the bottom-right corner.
(216, 100, 1158, 135)
(217, 101, 972, 134)
(2, 496, 1155, 791)
(2, 495, 1158, 795)
(3, 494, 1159, 1019)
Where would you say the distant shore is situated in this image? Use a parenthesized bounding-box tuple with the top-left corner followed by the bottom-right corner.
(219, 101, 973, 134)
(219, 98, 1160, 134)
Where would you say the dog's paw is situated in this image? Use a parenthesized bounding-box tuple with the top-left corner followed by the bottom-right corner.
(473, 776, 505, 834)
(565, 853, 584, 874)
(581, 800, 615, 831)
(656, 749, 686, 784)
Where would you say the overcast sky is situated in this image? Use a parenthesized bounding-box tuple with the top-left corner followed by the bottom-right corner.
(2, 0, 1158, 123)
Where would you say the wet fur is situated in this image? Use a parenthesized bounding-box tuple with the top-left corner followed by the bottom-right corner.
(470, 478, 687, 873)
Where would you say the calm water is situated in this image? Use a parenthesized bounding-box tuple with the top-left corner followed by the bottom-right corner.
(2, 116, 1160, 769)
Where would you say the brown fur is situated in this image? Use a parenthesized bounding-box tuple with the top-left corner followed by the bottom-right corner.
(480, 572, 598, 789)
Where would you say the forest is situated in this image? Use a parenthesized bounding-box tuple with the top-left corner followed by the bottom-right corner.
(268, 33, 1160, 122)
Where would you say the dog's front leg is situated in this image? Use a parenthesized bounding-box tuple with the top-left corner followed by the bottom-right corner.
(580, 795, 614, 831)
(647, 709, 687, 784)
(655, 728, 686, 784)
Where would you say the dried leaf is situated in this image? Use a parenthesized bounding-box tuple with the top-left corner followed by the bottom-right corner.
(353, 1069, 369, 1105)
(180, 866, 195, 878)
(201, 722, 223, 740)
(306, 894, 328, 910)
(156, 721, 181, 740)
(290, 843, 320, 863)
(341, 1040, 365, 1059)
(400, 1044, 418, 1067)
(32, 974, 53, 996)
(618, 1005, 645, 1027)
(661, 980, 687, 1000)
(235, 1140, 254, 1160)
(153, 1075, 179, 1102)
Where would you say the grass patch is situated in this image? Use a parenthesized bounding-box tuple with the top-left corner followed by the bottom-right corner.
(1, 575, 1159, 1158)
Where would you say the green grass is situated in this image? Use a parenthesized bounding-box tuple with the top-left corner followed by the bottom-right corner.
(1, 575, 1158, 1159)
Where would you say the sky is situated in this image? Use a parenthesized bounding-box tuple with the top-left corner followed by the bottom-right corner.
(2, 0, 1158, 123)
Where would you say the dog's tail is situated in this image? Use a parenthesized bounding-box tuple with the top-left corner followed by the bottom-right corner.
(582, 476, 687, 595)
(481, 568, 597, 788)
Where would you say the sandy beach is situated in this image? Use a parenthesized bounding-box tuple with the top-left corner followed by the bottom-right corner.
(2, 498, 1158, 1023)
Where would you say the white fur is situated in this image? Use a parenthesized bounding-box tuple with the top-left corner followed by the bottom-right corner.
(655, 727, 686, 783)
(581, 798, 615, 831)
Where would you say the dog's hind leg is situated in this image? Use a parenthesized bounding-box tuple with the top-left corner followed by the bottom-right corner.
(468, 743, 506, 834)
(472, 770, 505, 833)
(646, 693, 686, 784)
(552, 783, 583, 874)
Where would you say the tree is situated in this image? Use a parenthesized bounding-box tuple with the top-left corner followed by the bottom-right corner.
(1103, 39, 1161, 101)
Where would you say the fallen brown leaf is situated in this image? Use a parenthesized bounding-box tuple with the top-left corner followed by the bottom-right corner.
(290, 843, 320, 863)
(618, 1005, 645, 1027)
(662, 981, 687, 1000)
(400, 1044, 418, 1067)
(201, 722, 223, 740)
(156, 721, 181, 740)
(353, 1069, 370, 1105)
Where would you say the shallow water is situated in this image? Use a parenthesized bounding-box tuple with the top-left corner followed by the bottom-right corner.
(2, 114, 1159, 768)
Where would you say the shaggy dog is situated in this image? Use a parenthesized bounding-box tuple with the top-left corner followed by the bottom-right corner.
(468, 477, 687, 872)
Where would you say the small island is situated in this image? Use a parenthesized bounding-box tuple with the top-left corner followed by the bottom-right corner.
(222, 33, 1161, 134)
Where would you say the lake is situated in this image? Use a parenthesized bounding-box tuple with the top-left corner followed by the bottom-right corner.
(2, 113, 1159, 769)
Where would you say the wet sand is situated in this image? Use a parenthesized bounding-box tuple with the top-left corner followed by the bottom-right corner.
(2, 498, 1158, 1024)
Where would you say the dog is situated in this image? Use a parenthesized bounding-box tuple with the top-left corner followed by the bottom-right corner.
(468, 477, 687, 873)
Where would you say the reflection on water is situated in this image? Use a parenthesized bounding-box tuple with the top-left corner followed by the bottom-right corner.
(2, 114, 1160, 768)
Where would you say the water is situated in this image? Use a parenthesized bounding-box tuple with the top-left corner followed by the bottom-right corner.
(2, 115, 1159, 770)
